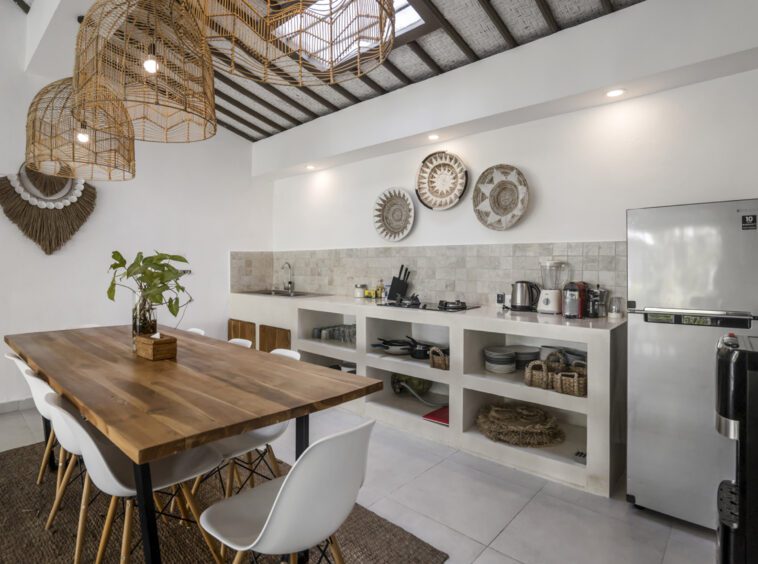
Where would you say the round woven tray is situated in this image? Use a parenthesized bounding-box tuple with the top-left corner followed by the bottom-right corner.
(476, 402, 565, 447)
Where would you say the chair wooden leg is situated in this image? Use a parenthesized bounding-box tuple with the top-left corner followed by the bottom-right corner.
(266, 444, 282, 477)
(224, 461, 235, 499)
(173, 485, 190, 524)
(36, 429, 56, 485)
(95, 495, 119, 564)
(245, 452, 255, 488)
(232, 550, 247, 564)
(289, 554, 297, 564)
(45, 454, 78, 529)
(74, 473, 91, 564)
(191, 474, 203, 497)
(56, 447, 68, 490)
(120, 499, 134, 564)
(179, 482, 223, 564)
(328, 535, 345, 564)
(232, 462, 243, 491)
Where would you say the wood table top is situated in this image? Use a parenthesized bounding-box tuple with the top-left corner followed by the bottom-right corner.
(5, 326, 382, 464)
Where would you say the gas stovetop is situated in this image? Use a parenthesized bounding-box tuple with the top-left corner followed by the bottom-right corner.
(378, 297, 480, 312)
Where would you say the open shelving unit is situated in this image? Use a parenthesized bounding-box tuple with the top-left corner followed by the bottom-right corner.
(232, 292, 627, 496)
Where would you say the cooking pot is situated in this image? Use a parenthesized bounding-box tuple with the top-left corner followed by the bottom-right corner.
(511, 281, 540, 312)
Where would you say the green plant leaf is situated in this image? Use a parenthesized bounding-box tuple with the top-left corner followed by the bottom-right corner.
(168, 254, 188, 263)
(125, 252, 143, 278)
(167, 297, 180, 316)
(107, 277, 116, 301)
(111, 251, 126, 269)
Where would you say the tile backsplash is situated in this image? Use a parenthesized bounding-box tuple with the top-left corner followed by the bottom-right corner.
(232, 241, 627, 306)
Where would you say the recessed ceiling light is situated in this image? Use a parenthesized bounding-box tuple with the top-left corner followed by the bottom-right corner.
(606, 89, 625, 98)
(306, 165, 316, 171)
(428, 134, 439, 141)
(76, 131, 90, 144)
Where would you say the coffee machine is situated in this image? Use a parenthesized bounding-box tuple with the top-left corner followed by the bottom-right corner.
(716, 333, 758, 564)
(563, 281, 587, 319)
(537, 261, 568, 314)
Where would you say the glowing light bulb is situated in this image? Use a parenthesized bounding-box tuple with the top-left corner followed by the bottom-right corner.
(76, 131, 90, 143)
(143, 55, 159, 74)
(428, 134, 439, 141)
(306, 165, 316, 171)
(606, 89, 625, 98)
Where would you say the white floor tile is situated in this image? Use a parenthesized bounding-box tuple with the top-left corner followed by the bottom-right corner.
(473, 548, 523, 564)
(491, 492, 671, 564)
(447, 450, 546, 495)
(662, 523, 716, 564)
(390, 456, 535, 545)
(20, 408, 44, 441)
(0, 411, 38, 452)
(371, 498, 487, 564)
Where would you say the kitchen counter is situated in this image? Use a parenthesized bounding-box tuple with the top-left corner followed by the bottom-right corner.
(229, 291, 627, 496)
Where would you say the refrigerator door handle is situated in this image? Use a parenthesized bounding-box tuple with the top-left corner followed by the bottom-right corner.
(634, 307, 755, 319)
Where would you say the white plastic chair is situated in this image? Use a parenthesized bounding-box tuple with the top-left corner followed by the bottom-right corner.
(44, 393, 225, 563)
(208, 348, 301, 489)
(201, 421, 375, 563)
(4, 353, 59, 485)
(270, 348, 301, 361)
(187, 328, 206, 336)
(228, 338, 253, 348)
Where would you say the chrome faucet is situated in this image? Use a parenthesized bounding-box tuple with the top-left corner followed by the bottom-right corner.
(282, 262, 294, 294)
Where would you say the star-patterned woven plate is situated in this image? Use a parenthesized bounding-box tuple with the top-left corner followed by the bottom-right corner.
(472, 164, 529, 231)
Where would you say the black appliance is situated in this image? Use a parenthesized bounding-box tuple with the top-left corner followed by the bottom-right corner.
(377, 296, 480, 312)
(716, 333, 758, 563)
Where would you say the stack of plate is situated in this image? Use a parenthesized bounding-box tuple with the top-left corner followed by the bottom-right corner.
(508, 345, 541, 369)
(483, 346, 516, 374)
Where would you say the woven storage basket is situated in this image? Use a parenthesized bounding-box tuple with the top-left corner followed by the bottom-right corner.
(551, 361, 588, 397)
(524, 351, 566, 389)
(429, 347, 449, 370)
(476, 402, 565, 447)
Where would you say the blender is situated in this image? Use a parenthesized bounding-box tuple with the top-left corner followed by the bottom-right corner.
(538, 261, 569, 314)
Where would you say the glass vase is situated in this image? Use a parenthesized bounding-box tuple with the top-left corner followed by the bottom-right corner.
(132, 291, 157, 351)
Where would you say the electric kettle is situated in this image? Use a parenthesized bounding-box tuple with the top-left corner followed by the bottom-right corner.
(510, 281, 540, 311)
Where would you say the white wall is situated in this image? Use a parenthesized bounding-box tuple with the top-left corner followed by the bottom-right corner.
(273, 68, 758, 251)
(0, 2, 272, 403)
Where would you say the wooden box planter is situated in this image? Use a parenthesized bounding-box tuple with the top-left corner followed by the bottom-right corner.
(135, 335, 177, 361)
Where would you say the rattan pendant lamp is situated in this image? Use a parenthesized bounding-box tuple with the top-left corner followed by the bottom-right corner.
(74, 0, 216, 143)
(202, 0, 395, 86)
(26, 78, 136, 181)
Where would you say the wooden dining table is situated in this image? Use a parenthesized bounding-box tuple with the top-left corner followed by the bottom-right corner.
(4, 325, 382, 564)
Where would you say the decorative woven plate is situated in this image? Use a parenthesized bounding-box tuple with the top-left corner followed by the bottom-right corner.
(416, 151, 468, 210)
(373, 188, 415, 242)
(472, 164, 529, 231)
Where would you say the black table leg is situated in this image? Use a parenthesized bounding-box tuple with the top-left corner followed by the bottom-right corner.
(133, 462, 162, 564)
(42, 417, 56, 472)
(295, 415, 310, 564)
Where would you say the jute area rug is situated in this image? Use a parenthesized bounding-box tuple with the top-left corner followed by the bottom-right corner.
(0, 442, 448, 563)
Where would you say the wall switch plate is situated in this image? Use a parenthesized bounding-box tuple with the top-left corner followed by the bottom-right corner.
(496, 293, 505, 304)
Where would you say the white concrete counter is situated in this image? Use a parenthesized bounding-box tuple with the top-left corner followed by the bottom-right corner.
(230, 292, 627, 496)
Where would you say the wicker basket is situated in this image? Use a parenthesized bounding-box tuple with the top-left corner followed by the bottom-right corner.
(551, 365, 587, 397)
(476, 402, 565, 447)
(429, 347, 449, 371)
(524, 351, 566, 389)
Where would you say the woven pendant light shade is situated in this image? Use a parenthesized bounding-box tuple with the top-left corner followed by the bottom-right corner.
(203, 0, 395, 87)
(25, 78, 135, 181)
(74, 0, 216, 143)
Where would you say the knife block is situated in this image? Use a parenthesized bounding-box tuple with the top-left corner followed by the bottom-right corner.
(387, 277, 409, 301)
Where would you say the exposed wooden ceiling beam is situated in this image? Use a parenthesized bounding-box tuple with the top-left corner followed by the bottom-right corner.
(214, 71, 303, 126)
(476, 0, 518, 48)
(600, 0, 615, 13)
(382, 59, 412, 86)
(407, 41, 443, 75)
(358, 74, 387, 94)
(534, 0, 560, 33)
(215, 104, 270, 137)
(11, 0, 29, 13)
(217, 119, 257, 143)
(414, 0, 479, 62)
(214, 90, 284, 132)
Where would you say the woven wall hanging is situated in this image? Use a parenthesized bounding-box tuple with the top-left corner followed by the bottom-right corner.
(0, 166, 96, 255)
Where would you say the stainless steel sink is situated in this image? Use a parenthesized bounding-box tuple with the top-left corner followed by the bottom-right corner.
(243, 289, 326, 297)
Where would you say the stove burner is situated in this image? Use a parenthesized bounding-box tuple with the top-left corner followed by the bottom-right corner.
(438, 300, 468, 311)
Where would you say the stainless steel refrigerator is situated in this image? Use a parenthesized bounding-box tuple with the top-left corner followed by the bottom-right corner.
(627, 199, 758, 529)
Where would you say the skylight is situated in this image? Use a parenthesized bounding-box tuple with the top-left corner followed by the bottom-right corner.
(275, 0, 424, 73)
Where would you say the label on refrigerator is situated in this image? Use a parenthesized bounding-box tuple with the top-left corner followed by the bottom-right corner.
(742, 214, 756, 230)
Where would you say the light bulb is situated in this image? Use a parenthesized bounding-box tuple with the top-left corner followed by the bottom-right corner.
(76, 131, 90, 144)
(143, 55, 159, 74)
(428, 134, 439, 141)
(606, 89, 625, 98)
